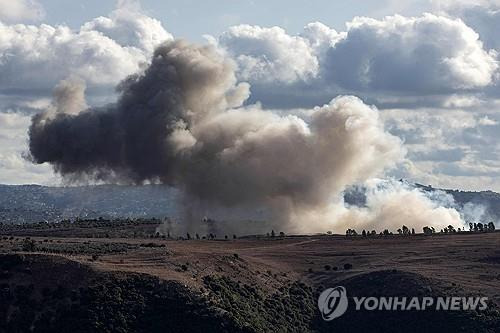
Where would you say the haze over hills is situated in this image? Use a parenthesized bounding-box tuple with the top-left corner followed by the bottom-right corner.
(415, 183, 500, 222)
(344, 182, 500, 226)
(0, 184, 179, 224)
(0, 183, 499, 226)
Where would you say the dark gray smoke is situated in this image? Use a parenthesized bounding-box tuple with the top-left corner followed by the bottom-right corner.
(29, 39, 409, 232)
(29, 40, 249, 183)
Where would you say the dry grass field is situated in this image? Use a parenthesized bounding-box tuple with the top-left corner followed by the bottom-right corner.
(1, 225, 499, 332)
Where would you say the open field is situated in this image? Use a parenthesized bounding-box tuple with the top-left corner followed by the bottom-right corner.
(1, 225, 499, 332)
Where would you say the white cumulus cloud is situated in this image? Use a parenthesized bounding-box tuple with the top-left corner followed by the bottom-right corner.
(324, 14, 498, 93)
(219, 24, 319, 83)
(0, 2, 173, 93)
(219, 14, 498, 108)
(0, 0, 44, 23)
(81, 0, 172, 53)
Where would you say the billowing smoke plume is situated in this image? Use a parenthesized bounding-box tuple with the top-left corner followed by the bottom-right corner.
(332, 180, 466, 234)
(29, 39, 468, 233)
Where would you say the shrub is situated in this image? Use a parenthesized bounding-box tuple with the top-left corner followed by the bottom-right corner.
(22, 239, 37, 252)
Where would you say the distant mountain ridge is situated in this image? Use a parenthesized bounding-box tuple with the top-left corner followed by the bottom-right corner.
(0, 183, 499, 224)
(415, 183, 500, 222)
(0, 184, 179, 224)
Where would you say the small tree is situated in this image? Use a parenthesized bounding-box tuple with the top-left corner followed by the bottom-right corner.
(423, 226, 433, 235)
(362, 230, 367, 238)
(22, 239, 36, 252)
(487, 222, 496, 232)
(346, 229, 358, 237)
(411, 228, 415, 235)
(402, 225, 409, 236)
(271, 230, 276, 238)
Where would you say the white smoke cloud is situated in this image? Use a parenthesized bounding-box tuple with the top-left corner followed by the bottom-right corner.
(277, 178, 468, 234)
(333, 179, 466, 233)
(51, 77, 88, 116)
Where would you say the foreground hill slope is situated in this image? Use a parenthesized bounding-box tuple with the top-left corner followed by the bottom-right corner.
(0, 232, 499, 332)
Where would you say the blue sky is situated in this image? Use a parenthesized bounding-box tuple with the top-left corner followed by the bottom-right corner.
(39, 0, 426, 41)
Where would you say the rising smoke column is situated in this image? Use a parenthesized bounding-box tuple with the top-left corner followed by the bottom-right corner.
(29, 39, 415, 232)
(29, 40, 250, 182)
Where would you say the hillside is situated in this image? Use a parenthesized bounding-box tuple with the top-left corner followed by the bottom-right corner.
(0, 232, 499, 332)
(0, 184, 179, 224)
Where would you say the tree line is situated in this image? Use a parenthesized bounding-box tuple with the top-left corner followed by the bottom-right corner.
(345, 222, 496, 237)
